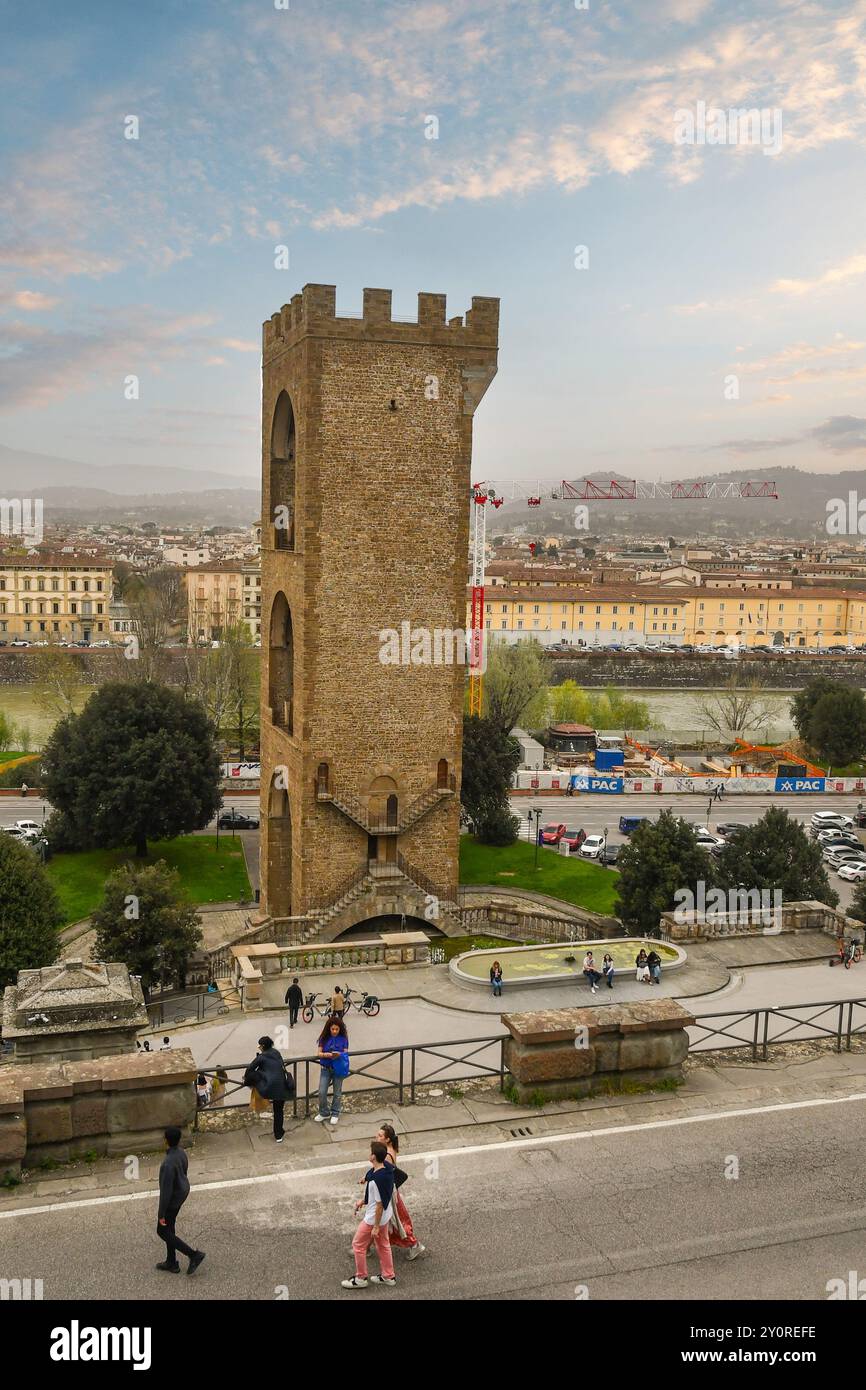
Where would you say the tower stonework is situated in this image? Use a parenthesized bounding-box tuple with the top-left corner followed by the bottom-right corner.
(259, 285, 499, 938)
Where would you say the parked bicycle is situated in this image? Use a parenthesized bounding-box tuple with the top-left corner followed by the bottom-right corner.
(342, 986, 381, 1017)
(829, 937, 863, 969)
(301, 992, 343, 1023)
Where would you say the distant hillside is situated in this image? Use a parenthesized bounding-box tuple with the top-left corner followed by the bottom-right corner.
(39, 486, 260, 526)
(0, 444, 256, 496)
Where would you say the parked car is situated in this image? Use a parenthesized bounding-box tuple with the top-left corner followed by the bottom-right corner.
(855, 810, 866, 828)
(561, 828, 587, 853)
(539, 822, 567, 845)
(693, 827, 725, 851)
(217, 809, 260, 830)
(811, 811, 854, 832)
(579, 834, 606, 859)
(816, 831, 861, 848)
(716, 823, 747, 839)
(824, 847, 862, 867)
(837, 861, 866, 881)
(600, 843, 620, 866)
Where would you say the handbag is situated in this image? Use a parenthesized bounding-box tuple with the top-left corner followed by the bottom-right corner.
(393, 1166, 409, 1188)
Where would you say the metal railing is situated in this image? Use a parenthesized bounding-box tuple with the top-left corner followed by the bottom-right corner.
(690, 996, 866, 1060)
(146, 991, 231, 1029)
(194, 1033, 508, 1125)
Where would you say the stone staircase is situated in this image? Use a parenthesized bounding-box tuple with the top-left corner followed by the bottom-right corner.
(316, 780, 454, 835)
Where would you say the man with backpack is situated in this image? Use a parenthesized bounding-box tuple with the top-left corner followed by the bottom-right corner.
(245, 1036, 294, 1143)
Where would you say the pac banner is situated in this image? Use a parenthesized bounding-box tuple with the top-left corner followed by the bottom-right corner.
(571, 776, 624, 793)
(774, 775, 826, 793)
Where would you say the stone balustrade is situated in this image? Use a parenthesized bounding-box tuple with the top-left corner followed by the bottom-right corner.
(0, 1048, 197, 1178)
(502, 1000, 694, 1103)
(661, 899, 860, 942)
(229, 933, 432, 1011)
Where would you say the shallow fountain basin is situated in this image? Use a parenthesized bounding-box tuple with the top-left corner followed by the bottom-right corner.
(449, 937, 686, 988)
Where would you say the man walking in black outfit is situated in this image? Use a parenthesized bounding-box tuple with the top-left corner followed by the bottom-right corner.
(156, 1127, 205, 1275)
(245, 1036, 293, 1143)
(285, 976, 304, 1028)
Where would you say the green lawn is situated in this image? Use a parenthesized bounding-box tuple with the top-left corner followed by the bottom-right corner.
(459, 836, 619, 915)
(0, 750, 34, 765)
(46, 836, 251, 925)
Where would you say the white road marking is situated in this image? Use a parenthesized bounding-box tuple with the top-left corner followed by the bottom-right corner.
(2, 1088, 864, 1221)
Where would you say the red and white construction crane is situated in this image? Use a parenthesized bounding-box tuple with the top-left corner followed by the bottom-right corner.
(467, 475, 779, 714)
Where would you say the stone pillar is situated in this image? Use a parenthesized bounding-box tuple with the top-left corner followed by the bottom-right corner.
(502, 1000, 694, 1103)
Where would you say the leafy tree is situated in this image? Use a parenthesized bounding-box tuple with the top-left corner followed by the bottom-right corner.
(808, 687, 866, 767)
(615, 811, 717, 936)
(41, 681, 221, 857)
(461, 715, 521, 844)
(549, 680, 592, 725)
(482, 639, 550, 734)
(847, 880, 866, 928)
(589, 685, 649, 729)
(91, 861, 202, 998)
(790, 677, 839, 742)
(716, 807, 838, 908)
(0, 833, 62, 988)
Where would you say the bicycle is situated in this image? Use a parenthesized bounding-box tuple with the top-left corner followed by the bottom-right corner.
(301, 992, 343, 1023)
(342, 986, 380, 1018)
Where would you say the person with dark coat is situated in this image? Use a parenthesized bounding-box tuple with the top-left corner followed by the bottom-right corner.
(156, 1126, 205, 1275)
(245, 1036, 292, 1143)
(285, 977, 304, 1028)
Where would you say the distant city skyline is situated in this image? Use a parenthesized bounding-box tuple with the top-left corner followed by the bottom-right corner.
(1, 0, 865, 484)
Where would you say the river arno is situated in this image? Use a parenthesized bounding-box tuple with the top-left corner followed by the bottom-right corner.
(0, 681, 797, 748)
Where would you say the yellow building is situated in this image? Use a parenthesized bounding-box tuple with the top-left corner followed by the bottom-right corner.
(471, 586, 690, 644)
(0, 554, 114, 643)
(468, 584, 861, 648)
(186, 562, 261, 644)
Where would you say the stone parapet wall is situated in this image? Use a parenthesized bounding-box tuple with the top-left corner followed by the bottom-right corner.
(502, 1000, 694, 1103)
(0, 1048, 197, 1178)
(661, 899, 859, 942)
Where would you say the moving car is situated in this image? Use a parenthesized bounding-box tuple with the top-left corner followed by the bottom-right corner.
(561, 828, 587, 853)
(579, 834, 606, 859)
(539, 822, 567, 845)
(217, 808, 260, 830)
(618, 815, 648, 836)
(837, 861, 866, 881)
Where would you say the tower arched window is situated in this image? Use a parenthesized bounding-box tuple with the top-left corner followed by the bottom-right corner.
(268, 592, 294, 734)
(269, 390, 296, 551)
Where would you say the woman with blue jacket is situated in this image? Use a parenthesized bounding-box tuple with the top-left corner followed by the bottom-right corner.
(315, 1016, 350, 1126)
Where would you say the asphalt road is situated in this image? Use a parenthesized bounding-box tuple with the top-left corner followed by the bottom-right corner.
(3, 1089, 864, 1301)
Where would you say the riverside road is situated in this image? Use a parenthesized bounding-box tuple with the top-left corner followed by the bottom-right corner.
(2, 1087, 865, 1300)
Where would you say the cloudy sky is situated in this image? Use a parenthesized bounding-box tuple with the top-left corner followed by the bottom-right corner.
(1, 0, 865, 486)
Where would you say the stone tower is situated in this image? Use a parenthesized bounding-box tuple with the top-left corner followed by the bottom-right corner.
(259, 285, 499, 938)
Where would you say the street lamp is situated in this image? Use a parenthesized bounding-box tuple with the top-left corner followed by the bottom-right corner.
(527, 805, 542, 870)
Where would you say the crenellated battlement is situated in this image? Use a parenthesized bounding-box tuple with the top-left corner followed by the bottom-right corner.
(262, 284, 499, 358)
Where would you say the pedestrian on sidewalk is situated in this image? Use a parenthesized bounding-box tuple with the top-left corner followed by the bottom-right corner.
(330, 984, 346, 1018)
(285, 976, 303, 1028)
(647, 949, 662, 985)
(342, 1141, 396, 1289)
(376, 1122, 425, 1261)
(244, 1036, 293, 1143)
(490, 961, 503, 997)
(155, 1127, 205, 1277)
(583, 950, 602, 995)
(602, 953, 615, 989)
(315, 1017, 349, 1125)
